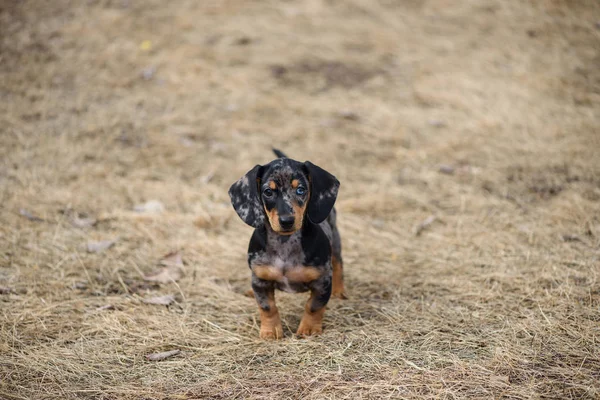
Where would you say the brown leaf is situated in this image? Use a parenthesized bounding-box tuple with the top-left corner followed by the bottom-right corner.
(0, 286, 12, 294)
(86, 238, 118, 253)
(19, 208, 44, 222)
(144, 252, 185, 283)
(159, 251, 183, 267)
(142, 294, 175, 305)
(146, 349, 180, 361)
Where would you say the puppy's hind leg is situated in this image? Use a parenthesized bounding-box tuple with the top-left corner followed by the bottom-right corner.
(330, 215, 347, 299)
(331, 254, 347, 299)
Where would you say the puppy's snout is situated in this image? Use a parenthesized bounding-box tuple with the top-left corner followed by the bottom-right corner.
(278, 215, 295, 230)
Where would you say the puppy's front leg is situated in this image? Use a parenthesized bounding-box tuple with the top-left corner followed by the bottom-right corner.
(252, 276, 283, 339)
(297, 274, 332, 337)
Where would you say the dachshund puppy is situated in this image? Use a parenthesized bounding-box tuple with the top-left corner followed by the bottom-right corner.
(229, 149, 345, 339)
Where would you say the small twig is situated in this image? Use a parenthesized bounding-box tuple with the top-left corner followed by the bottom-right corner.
(538, 304, 551, 324)
(19, 208, 44, 222)
(414, 215, 437, 236)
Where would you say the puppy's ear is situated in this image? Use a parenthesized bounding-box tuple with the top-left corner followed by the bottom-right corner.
(304, 161, 340, 224)
(229, 165, 265, 228)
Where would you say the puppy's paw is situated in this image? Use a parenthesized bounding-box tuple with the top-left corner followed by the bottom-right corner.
(260, 324, 283, 339)
(296, 321, 323, 337)
(331, 290, 348, 300)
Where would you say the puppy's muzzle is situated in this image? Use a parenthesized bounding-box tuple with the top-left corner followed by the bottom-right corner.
(278, 215, 295, 230)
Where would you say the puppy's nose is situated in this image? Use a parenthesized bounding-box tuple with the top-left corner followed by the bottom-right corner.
(279, 215, 295, 230)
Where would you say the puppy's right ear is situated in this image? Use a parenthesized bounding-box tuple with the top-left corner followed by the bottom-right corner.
(229, 165, 265, 228)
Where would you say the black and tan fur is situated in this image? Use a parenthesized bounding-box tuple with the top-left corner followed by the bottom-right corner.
(229, 149, 345, 339)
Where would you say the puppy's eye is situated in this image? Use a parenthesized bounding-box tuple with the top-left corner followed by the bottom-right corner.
(263, 188, 274, 198)
(296, 187, 306, 196)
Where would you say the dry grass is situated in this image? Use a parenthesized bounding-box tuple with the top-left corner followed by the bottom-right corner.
(1, 0, 599, 398)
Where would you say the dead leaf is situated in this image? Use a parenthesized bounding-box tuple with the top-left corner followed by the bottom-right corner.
(338, 110, 360, 121)
(438, 165, 455, 175)
(144, 251, 185, 283)
(179, 135, 195, 147)
(414, 215, 437, 236)
(143, 266, 184, 283)
(194, 215, 213, 229)
(87, 238, 118, 253)
(0, 287, 12, 294)
(561, 234, 581, 242)
(143, 294, 175, 305)
(19, 208, 44, 222)
(428, 119, 447, 128)
(71, 215, 97, 228)
(61, 209, 97, 228)
(457, 165, 480, 176)
(141, 66, 156, 80)
(72, 281, 87, 290)
(234, 36, 252, 46)
(160, 251, 183, 267)
(200, 170, 215, 184)
(371, 219, 385, 228)
(146, 349, 180, 361)
(96, 304, 115, 311)
(134, 200, 165, 213)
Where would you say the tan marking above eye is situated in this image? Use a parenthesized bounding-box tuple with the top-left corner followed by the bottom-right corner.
(291, 179, 299, 188)
(268, 181, 277, 190)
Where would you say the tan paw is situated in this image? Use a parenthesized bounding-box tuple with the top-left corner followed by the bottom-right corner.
(331, 290, 348, 300)
(296, 321, 323, 337)
(260, 324, 283, 339)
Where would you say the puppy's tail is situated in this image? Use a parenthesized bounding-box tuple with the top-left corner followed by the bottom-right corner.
(272, 148, 288, 158)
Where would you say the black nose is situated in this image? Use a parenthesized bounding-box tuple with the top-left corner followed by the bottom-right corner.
(279, 215, 295, 229)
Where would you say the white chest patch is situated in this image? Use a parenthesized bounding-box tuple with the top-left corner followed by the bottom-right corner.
(273, 257, 286, 269)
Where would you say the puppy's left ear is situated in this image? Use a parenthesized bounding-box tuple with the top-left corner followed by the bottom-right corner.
(304, 161, 340, 224)
(229, 165, 265, 228)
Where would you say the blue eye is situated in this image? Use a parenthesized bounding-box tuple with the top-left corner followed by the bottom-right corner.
(296, 187, 306, 196)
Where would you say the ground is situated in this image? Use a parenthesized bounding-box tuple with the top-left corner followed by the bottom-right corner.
(1, 0, 599, 399)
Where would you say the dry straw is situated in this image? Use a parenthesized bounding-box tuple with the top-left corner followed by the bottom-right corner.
(1, 0, 599, 398)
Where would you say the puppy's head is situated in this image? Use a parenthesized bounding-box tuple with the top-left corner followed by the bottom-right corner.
(229, 158, 339, 234)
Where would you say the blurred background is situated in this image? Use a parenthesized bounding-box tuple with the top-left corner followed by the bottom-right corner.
(1, 0, 599, 398)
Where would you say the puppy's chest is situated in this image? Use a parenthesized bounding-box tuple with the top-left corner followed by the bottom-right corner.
(252, 234, 304, 271)
(251, 234, 321, 291)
